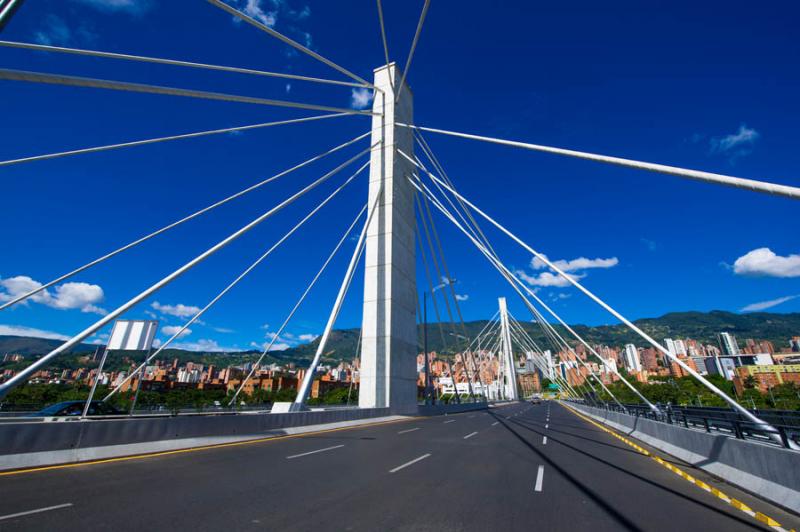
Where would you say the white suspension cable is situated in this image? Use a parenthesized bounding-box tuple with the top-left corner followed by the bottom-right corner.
(406, 165, 660, 413)
(419, 166, 778, 431)
(0, 68, 377, 116)
(105, 161, 369, 401)
(0, 113, 349, 168)
(0, 145, 374, 398)
(508, 311, 622, 408)
(229, 204, 368, 406)
(412, 138, 649, 409)
(506, 319, 583, 400)
(400, 124, 800, 200)
(0, 40, 370, 88)
(375, 0, 392, 73)
(406, 167, 650, 410)
(395, 0, 430, 102)
(0, 132, 370, 312)
(206, 0, 376, 90)
(293, 181, 384, 408)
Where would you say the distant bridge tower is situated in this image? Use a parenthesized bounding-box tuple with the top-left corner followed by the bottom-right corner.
(498, 297, 519, 400)
(359, 63, 418, 412)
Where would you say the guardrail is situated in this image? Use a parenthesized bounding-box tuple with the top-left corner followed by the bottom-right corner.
(567, 399, 800, 450)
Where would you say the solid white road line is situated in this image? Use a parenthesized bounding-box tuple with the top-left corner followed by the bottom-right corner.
(286, 444, 344, 459)
(463, 431, 479, 440)
(0, 503, 73, 522)
(398, 427, 421, 434)
(542, 436, 548, 445)
(389, 453, 431, 473)
(444, 419, 456, 424)
(534, 465, 545, 492)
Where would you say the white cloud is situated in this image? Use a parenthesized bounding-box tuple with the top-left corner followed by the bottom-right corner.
(34, 14, 73, 46)
(239, 0, 277, 27)
(172, 338, 235, 352)
(709, 124, 760, 162)
(455, 294, 469, 301)
(530, 254, 618, 272)
(712, 124, 760, 153)
(0, 324, 69, 340)
(732, 248, 800, 278)
(213, 327, 235, 334)
(515, 269, 585, 288)
(0, 275, 106, 315)
(73, 0, 154, 14)
(517, 254, 617, 288)
(161, 325, 192, 338)
(298, 333, 318, 342)
(151, 301, 201, 318)
(640, 238, 657, 252)
(741, 295, 799, 313)
(285, 83, 292, 93)
(350, 88, 373, 110)
(250, 340, 290, 352)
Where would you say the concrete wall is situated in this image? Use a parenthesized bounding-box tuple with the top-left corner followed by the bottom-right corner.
(359, 62, 418, 411)
(567, 402, 800, 514)
(0, 402, 490, 472)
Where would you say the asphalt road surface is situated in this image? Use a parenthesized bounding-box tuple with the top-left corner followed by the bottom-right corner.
(1, 401, 797, 531)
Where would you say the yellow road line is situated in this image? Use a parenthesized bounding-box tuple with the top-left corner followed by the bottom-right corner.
(0, 416, 414, 477)
(560, 403, 792, 532)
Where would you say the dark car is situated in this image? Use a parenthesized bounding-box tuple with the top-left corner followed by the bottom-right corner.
(35, 401, 124, 417)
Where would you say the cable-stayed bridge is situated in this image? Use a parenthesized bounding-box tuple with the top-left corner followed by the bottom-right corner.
(0, 1, 799, 530)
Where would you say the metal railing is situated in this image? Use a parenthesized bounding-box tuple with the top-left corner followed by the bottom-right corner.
(568, 399, 800, 450)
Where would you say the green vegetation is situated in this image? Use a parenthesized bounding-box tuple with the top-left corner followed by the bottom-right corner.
(590, 375, 800, 411)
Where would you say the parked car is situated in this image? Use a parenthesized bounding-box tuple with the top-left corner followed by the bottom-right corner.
(34, 401, 124, 417)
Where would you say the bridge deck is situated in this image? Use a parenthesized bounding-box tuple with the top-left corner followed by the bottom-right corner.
(0, 402, 797, 531)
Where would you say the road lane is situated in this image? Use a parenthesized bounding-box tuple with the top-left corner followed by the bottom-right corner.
(0, 402, 795, 531)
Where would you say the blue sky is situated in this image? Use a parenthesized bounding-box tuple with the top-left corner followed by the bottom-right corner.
(0, 0, 798, 353)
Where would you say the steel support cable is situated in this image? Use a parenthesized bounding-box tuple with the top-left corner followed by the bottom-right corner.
(0, 145, 374, 397)
(415, 133, 500, 257)
(375, 0, 393, 82)
(228, 203, 368, 406)
(419, 168, 780, 432)
(0, 113, 349, 168)
(417, 187, 482, 399)
(105, 161, 369, 401)
(409, 172, 633, 409)
(409, 171, 647, 412)
(467, 312, 499, 351)
(508, 314, 613, 404)
(414, 209, 448, 350)
(402, 153, 658, 411)
(0, 40, 370, 89)
(294, 180, 385, 407)
(507, 315, 590, 396)
(0, 132, 371, 312)
(415, 191, 475, 398)
(414, 290, 454, 404)
(401, 123, 800, 201)
(395, 0, 429, 102)
(0, 68, 377, 116)
(206, 0, 376, 90)
(506, 321, 579, 398)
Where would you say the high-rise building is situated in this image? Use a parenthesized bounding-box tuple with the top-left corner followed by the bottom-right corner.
(623, 344, 642, 372)
(664, 338, 677, 356)
(718, 332, 740, 357)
